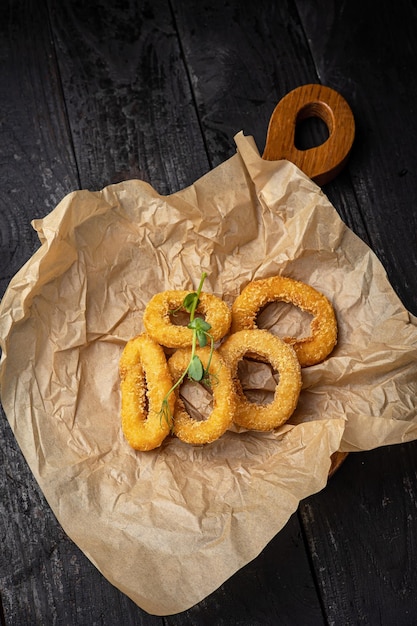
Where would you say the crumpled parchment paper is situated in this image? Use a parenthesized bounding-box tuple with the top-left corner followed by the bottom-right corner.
(1, 132, 416, 615)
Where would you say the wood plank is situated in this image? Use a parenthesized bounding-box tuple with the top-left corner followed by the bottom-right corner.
(166, 514, 325, 625)
(167, 1, 333, 622)
(0, 1, 162, 624)
(0, 0, 78, 297)
(171, 0, 319, 168)
(174, 0, 417, 623)
(0, 1, 87, 624)
(295, 0, 417, 315)
(171, 0, 373, 262)
(292, 3, 417, 622)
(1, 414, 163, 626)
(47, 0, 210, 194)
(300, 443, 417, 624)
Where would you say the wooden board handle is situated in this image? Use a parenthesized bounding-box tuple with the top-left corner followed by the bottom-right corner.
(262, 84, 355, 185)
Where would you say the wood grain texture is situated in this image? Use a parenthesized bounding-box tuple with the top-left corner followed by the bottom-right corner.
(295, 0, 417, 315)
(166, 514, 325, 626)
(171, 0, 376, 259)
(47, 0, 210, 194)
(0, 2, 162, 624)
(0, 0, 78, 298)
(300, 442, 417, 625)
(294, 3, 417, 622)
(1, 413, 161, 626)
(172, 0, 320, 168)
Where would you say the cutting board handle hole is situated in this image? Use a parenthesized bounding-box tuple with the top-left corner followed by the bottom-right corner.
(294, 115, 330, 151)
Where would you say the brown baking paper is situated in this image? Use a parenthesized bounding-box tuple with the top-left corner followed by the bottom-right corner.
(1, 132, 417, 615)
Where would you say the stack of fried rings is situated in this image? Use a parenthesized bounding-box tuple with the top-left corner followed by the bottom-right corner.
(119, 276, 338, 451)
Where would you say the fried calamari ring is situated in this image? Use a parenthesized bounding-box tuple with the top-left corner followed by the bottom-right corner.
(119, 333, 175, 451)
(143, 290, 231, 349)
(219, 329, 302, 431)
(167, 347, 236, 445)
(231, 275, 337, 367)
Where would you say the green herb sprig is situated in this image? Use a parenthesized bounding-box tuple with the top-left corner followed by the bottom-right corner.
(160, 272, 215, 427)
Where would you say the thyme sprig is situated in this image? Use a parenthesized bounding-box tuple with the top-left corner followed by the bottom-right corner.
(160, 272, 215, 427)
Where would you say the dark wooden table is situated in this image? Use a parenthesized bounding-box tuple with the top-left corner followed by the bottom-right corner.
(1, 1, 417, 624)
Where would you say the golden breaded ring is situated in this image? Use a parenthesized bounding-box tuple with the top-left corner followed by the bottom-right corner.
(168, 347, 236, 445)
(119, 333, 175, 451)
(231, 275, 337, 367)
(219, 329, 302, 431)
(143, 290, 231, 348)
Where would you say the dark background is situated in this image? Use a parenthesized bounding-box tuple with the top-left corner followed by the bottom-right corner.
(1, 1, 417, 624)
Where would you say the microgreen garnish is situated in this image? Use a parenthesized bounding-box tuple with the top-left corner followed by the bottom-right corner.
(160, 272, 215, 428)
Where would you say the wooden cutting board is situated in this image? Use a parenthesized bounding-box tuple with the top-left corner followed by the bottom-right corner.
(262, 83, 355, 474)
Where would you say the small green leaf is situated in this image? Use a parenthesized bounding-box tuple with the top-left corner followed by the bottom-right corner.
(188, 355, 204, 381)
(196, 329, 207, 347)
(198, 319, 211, 332)
(183, 292, 198, 312)
(188, 317, 211, 332)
